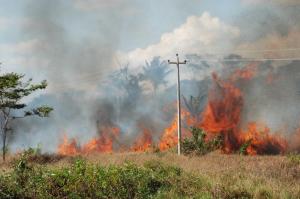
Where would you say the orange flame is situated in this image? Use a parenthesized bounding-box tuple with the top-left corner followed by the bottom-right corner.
(131, 127, 153, 152)
(58, 127, 120, 155)
(159, 115, 178, 151)
(58, 135, 80, 156)
(57, 63, 297, 155)
(198, 65, 288, 154)
(241, 123, 287, 155)
(158, 109, 192, 151)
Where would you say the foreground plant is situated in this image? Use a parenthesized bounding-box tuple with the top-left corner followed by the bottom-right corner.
(0, 156, 208, 198)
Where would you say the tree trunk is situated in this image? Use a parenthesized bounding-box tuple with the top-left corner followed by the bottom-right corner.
(2, 131, 6, 161)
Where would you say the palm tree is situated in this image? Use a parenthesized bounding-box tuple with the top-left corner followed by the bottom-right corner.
(140, 57, 173, 94)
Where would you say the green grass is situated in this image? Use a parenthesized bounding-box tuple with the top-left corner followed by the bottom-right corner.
(0, 152, 299, 198)
(0, 155, 209, 199)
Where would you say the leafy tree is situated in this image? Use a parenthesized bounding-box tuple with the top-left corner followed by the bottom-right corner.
(110, 65, 142, 99)
(0, 72, 53, 161)
(140, 57, 172, 94)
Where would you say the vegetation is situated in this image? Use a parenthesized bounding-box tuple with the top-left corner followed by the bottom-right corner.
(0, 153, 207, 198)
(0, 72, 53, 161)
(239, 140, 252, 155)
(182, 127, 222, 155)
(0, 151, 299, 199)
(140, 57, 172, 94)
(287, 153, 300, 166)
(183, 95, 206, 122)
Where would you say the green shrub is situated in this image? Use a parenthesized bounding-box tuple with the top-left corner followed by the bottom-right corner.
(0, 155, 298, 198)
(239, 140, 252, 155)
(182, 127, 222, 155)
(0, 156, 208, 199)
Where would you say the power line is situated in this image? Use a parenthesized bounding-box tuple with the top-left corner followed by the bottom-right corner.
(232, 48, 300, 53)
(49, 57, 300, 90)
(191, 58, 300, 62)
(43, 53, 300, 92)
(192, 47, 300, 55)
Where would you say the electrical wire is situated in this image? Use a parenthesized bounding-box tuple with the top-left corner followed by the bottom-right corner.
(190, 58, 300, 62)
(195, 47, 300, 55)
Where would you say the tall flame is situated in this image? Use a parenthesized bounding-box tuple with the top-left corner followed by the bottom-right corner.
(198, 65, 288, 154)
(58, 64, 296, 156)
(131, 127, 153, 152)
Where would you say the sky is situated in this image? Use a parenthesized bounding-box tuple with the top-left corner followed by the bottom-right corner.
(0, 0, 299, 91)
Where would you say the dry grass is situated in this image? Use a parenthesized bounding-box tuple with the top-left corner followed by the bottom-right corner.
(1, 151, 300, 198)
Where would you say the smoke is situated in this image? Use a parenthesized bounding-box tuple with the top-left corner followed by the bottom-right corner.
(19, 0, 123, 91)
(241, 61, 300, 133)
(8, 0, 124, 151)
(5, 1, 300, 153)
(233, 2, 300, 57)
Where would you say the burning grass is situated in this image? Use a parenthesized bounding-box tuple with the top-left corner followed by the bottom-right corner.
(56, 64, 300, 157)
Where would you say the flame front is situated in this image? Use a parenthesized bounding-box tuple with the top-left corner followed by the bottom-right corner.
(58, 127, 120, 155)
(132, 128, 153, 152)
(58, 64, 297, 155)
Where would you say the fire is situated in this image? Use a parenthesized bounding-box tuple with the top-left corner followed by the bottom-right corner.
(58, 109, 193, 155)
(58, 135, 80, 156)
(83, 127, 120, 153)
(240, 123, 287, 155)
(158, 109, 193, 151)
(198, 65, 288, 155)
(230, 62, 257, 81)
(200, 72, 242, 133)
(58, 63, 298, 156)
(58, 127, 120, 155)
(159, 115, 178, 150)
(131, 127, 153, 152)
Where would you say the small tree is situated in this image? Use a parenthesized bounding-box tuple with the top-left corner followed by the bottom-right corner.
(183, 94, 206, 122)
(0, 72, 53, 161)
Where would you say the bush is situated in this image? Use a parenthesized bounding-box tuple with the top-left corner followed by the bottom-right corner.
(182, 127, 222, 155)
(0, 156, 207, 198)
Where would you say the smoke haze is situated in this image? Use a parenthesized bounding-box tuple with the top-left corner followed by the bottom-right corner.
(0, 0, 298, 153)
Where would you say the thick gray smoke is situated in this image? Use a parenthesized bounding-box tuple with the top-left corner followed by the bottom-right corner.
(6, 1, 300, 153)
(8, 0, 123, 151)
(241, 61, 300, 134)
(11, 56, 210, 152)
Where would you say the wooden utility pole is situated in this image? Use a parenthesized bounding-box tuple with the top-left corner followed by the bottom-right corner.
(168, 54, 187, 155)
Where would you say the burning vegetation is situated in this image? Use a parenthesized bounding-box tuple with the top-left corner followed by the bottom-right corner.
(58, 61, 300, 156)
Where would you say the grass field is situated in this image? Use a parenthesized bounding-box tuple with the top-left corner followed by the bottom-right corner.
(0, 151, 300, 198)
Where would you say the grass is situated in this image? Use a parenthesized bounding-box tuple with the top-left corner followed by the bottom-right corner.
(0, 151, 299, 198)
